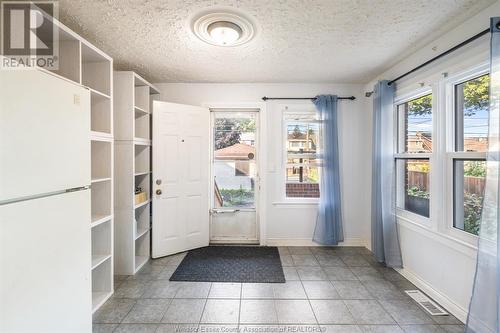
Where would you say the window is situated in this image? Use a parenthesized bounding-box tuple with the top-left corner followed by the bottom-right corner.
(395, 94, 432, 217)
(451, 74, 489, 236)
(284, 112, 320, 198)
(392, 64, 490, 243)
(397, 94, 433, 153)
(455, 74, 489, 152)
(397, 159, 430, 217)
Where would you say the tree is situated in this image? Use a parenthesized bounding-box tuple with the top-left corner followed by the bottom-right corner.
(408, 94, 432, 115)
(291, 125, 303, 138)
(214, 119, 241, 150)
(462, 75, 489, 116)
(238, 118, 256, 132)
(214, 118, 256, 150)
(406, 74, 489, 117)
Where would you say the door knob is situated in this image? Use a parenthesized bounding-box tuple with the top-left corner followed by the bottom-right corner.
(156, 189, 162, 195)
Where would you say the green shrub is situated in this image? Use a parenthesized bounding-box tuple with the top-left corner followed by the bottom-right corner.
(219, 188, 254, 207)
(463, 192, 483, 235)
(407, 186, 430, 199)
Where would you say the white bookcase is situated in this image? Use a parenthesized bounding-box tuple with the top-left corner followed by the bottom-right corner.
(41, 20, 114, 313)
(114, 71, 159, 275)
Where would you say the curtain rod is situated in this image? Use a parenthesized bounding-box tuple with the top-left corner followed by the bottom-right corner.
(262, 96, 356, 101)
(387, 28, 490, 86)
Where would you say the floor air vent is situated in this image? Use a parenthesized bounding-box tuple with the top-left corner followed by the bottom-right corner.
(405, 290, 448, 316)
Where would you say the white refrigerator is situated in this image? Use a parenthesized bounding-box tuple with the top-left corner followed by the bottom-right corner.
(0, 70, 92, 332)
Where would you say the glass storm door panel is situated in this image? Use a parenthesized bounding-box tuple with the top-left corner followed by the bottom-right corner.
(210, 111, 259, 243)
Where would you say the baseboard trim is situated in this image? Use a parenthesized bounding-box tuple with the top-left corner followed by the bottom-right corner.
(266, 238, 368, 247)
(395, 267, 468, 323)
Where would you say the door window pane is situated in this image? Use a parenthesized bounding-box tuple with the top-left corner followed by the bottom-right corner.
(397, 94, 433, 153)
(453, 160, 486, 235)
(397, 159, 430, 217)
(455, 74, 489, 152)
(214, 161, 256, 208)
(213, 113, 256, 208)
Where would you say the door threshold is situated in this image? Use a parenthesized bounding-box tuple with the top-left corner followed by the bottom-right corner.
(210, 240, 260, 245)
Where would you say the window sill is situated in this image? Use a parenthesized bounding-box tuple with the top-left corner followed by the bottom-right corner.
(272, 200, 319, 206)
(396, 209, 431, 227)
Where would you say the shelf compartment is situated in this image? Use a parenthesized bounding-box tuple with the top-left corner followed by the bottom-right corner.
(91, 220, 111, 259)
(91, 140, 112, 179)
(135, 222, 150, 272)
(82, 42, 111, 96)
(135, 144, 150, 175)
(135, 173, 150, 203)
(135, 202, 151, 238)
(91, 181, 112, 219)
(92, 258, 112, 312)
(50, 28, 81, 84)
(135, 228, 150, 272)
(134, 113, 150, 140)
(91, 90, 112, 135)
(134, 85, 150, 112)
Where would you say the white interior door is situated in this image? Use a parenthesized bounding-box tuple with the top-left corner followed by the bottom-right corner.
(152, 101, 210, 258)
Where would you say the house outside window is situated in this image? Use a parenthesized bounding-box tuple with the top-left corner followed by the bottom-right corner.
(284, 111, 320, 198)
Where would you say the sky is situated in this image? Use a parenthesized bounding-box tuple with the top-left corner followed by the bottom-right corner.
(407, 106, 489, 139)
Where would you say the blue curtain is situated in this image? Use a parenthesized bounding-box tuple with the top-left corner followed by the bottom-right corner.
(371, 81, 403, 267)
(312, 95, 343, 245)
(466, 18, 500, 333)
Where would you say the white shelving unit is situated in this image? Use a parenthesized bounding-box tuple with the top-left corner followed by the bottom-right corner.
(41, 20, 114, 313)
(114, 71, 159, 275)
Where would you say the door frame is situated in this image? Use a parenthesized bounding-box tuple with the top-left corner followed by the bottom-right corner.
(205, 102, 268, 246)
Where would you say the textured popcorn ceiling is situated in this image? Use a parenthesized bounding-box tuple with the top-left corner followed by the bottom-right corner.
(58, 0, 494, 83)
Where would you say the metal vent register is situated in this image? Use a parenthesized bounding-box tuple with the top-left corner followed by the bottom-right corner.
(405, 290, 448, 316)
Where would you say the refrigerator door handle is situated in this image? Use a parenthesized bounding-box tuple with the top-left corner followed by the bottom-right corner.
(66, 186, 90, 193)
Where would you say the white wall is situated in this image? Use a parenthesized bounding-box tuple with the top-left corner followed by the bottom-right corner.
(155, 83, 371, 247)
(362, 1, 500, 322)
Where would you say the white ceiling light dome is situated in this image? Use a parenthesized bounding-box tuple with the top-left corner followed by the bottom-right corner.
(192, 11, 255, 47)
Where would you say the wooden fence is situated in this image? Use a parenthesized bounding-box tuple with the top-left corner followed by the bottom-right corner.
(408, 171, 485, 196)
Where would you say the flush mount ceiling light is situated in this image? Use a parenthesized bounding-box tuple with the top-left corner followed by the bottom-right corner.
(192, 12, 255, 46)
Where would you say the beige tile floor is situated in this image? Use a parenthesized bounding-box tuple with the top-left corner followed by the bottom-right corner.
(93, 247, 465, 333)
